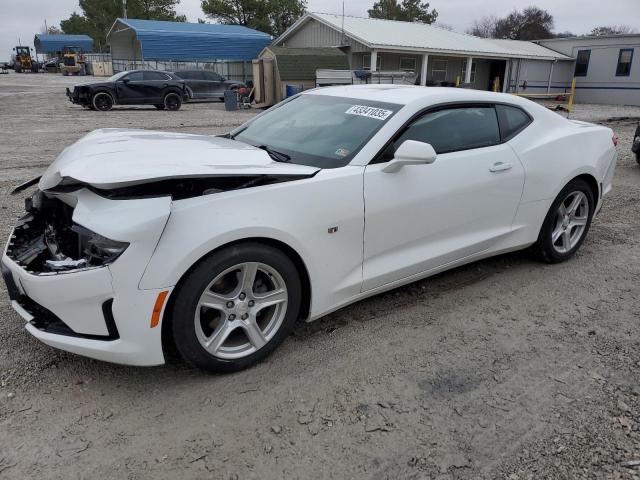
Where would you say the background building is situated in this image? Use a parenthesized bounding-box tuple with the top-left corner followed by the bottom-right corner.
(107, 18, 271, 81)
(255, 46, 349, 105)
(538, 35, 639, 105)
(273, 13, 572, 93)
(34, 34, 93, 55)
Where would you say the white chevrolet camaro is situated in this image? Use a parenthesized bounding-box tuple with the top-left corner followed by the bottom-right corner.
(3, 85, 617, 372)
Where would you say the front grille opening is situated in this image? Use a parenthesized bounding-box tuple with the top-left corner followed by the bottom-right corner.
(20, 295, 119, 341)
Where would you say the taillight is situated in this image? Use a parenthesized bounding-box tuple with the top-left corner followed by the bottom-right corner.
(612, 134, 618, 146)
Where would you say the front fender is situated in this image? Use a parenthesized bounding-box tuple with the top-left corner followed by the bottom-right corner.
(139, 167, 366, 319)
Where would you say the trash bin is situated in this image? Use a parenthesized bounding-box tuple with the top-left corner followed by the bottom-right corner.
(285, 85, 299, 98)
(224, 90, 238, 111)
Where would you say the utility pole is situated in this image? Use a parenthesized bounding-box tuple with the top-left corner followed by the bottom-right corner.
(123, 0, 127, 19)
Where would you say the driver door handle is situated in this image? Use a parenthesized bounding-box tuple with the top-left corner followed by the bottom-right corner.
(489, 162, 513, 173)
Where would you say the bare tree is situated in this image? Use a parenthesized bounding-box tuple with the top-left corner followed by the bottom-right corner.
(590, 25, 638, 36)
(433, 22, 453, 31)
(467, 15, 498, 38)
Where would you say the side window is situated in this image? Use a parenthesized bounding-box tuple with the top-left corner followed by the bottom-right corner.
(496, 104, 532, 140)
(124, 71, 143, 81)
(206, 72, 223, 81)
(392, 106, 501, 155)
(143, 71, 169, 81)
(616, 49, 634, 77)
(574, 50, 590, 77)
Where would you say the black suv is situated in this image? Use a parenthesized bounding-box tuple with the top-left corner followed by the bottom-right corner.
(173, 70, 244, 101)
(66, 70, 188, 111)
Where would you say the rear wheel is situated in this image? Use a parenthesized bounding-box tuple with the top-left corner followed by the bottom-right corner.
(91, 92, 113, 111)
(163, 92, 182, 111)
(171, 243, 301, 373)
(532, 179, 595, 263)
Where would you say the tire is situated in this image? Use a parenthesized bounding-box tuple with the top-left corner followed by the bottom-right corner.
(154, 104, 165, 110)
(91, 92, 113, 111)
(170, 242, 302, 373)
(163, 92, 182, 111)
(532, 178, 595, 263)
(636, 153, 640, 165)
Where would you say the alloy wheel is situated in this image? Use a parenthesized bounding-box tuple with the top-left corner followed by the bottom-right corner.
(551, 190, 589, 254)
(194, 262, 288, 359)
(93, 93, 112, 111)
(164, 93, 180, 110)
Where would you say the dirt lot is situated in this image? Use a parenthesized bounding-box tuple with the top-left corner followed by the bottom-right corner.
(1, 72, 639, 480)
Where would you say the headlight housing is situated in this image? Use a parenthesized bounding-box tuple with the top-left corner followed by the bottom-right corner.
(7, 191, 129, 274)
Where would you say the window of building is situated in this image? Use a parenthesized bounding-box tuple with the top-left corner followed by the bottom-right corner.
(362, 54, 382, 70)
(393, 106, 501, 154)
(461, 60, 477, 83)
(616, 49, 634, 77)
(431, 59, 448, 82)
(574, 50, 591, 77)
(399, 57, 417, 72)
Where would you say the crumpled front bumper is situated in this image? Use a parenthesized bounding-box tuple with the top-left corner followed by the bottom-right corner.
(66, 87, 89, 105)
(2, 253, 170, 366)
(1, 188, 174, 366)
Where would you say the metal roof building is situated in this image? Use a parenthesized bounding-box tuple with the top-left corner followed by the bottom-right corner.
(274, 13, 573, 93)
(107, 18, 271, 61)
(34, 34, 94, 54)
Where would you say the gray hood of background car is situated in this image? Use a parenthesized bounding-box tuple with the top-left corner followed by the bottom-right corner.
(39, 128, 320, 190)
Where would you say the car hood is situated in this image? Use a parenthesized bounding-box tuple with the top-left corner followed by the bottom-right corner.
(73, 82, 111, 89)
(39, 128, 320, 190)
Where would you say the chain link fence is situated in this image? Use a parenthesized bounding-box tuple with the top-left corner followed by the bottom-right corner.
(111, 59, 252, 82)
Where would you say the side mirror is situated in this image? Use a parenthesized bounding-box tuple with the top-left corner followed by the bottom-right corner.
(121, 77, 130, 83)
(382, 140, 437, 173)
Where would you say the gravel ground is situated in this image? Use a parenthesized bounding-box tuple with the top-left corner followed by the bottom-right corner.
(1, 72, 639, 480)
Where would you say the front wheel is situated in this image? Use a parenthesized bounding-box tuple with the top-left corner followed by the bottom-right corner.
(170, 243, 302, 373)
(532, 179, 595, 263)
(163, 92, 182, 111)
(91, 92, 113, 111)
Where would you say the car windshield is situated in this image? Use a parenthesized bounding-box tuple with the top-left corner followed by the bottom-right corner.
(233, 94, 401, 168)
(107, 71, 130, 82)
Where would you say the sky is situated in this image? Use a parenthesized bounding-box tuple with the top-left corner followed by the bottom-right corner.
(1, 0, 637, 61)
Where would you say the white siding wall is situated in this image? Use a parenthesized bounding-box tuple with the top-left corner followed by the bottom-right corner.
(511, 59, 574, 93)
(279, 19, 368, 55)
(539, 37, 640, 105)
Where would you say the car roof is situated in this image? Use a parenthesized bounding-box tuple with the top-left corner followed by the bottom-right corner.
(303, 84, 536, 109)
(124, 69, 172, 74)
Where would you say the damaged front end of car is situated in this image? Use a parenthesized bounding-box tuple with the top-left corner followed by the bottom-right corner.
(6, 190, 128, 275)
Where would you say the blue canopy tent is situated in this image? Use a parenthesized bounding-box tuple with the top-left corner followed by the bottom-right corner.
(107, 19, 271, 61)
(34, 34, 94, 54)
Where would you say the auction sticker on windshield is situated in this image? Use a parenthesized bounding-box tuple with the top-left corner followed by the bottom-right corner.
(345, 105, 394, 121)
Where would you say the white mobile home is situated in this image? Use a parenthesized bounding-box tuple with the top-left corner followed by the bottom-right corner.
(537, 35, 640, 106)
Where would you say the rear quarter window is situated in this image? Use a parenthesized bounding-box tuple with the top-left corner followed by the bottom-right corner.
(496, 104, 532, 140)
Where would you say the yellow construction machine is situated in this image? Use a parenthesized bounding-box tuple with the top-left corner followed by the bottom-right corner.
(11, 46, 38, 73)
